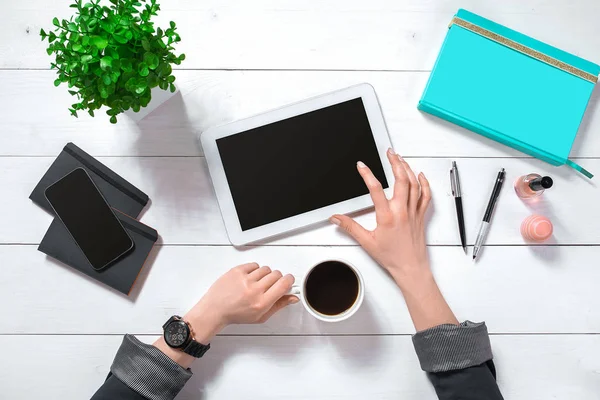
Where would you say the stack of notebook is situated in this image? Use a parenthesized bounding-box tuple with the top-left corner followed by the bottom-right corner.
(30, 143, 158, 295)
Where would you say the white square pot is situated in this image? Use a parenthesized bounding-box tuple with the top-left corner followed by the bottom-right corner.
(124, 85, 179, 122)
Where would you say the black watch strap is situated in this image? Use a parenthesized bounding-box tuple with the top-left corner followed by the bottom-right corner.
(182, 340, 210, 358)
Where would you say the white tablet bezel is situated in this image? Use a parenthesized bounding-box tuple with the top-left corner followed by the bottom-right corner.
(201, 83, 394, 246)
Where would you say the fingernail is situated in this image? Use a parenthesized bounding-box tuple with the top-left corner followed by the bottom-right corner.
(388, 147, 396, 155)
(289, 297, 300, 304)
(418, 172, 423, 178)
(397, 154, 404, 161)
(357, 161, 367, 168)
(330, 217, 341, 226)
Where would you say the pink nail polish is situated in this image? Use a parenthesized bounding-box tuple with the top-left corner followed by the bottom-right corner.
(357, 161, 367, 168)
(521, 215, 553, 242)
(514, 173, 553, 199)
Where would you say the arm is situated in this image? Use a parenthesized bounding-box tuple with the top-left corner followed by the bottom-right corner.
(91, 264, 298, 400)
(331, 148, 503, 400)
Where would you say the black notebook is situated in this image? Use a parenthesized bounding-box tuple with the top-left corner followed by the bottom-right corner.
(30, 142, 149, 218)
(38, 211, 158, 295)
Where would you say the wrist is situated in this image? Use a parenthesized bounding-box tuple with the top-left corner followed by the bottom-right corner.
(390, 267, 435, 294)
(183, 299, 226, 344)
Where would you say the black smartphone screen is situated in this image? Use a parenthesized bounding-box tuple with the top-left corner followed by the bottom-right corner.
(45, 168, 134, 270)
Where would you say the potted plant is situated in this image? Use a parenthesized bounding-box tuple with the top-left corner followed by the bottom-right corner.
(40, 0, 185, 123)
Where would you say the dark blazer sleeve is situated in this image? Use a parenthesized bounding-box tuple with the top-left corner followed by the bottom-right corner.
(91, 373, 147, 400)
(412, 321, 504, 400)
(90, 335, 193, 400)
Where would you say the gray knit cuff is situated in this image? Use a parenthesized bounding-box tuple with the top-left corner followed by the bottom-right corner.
(412, 321, 493, 373)
(111, 334, 193, 400)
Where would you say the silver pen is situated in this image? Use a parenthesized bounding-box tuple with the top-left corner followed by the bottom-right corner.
(473, 168, 505, 260)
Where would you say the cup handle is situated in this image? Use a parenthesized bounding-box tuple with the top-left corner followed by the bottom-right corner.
(286, 285, 301, 296)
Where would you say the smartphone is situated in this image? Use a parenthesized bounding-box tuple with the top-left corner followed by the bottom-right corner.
(45, 168, 135, 270)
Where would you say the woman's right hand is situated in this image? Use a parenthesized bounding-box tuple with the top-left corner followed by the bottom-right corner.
(330, 148, 458, 331)
(330, 148, 433, 288)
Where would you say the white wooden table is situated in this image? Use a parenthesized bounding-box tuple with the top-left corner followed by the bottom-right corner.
(2, 1, 600, 399)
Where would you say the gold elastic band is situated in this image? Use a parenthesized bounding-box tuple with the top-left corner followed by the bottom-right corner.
(450, 17, 598, 84)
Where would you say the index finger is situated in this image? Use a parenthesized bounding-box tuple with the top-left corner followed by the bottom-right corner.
(357, 161, 391, 217)
(386, 149, 409, 204)
(238, 262, 260, 273)
(264, 274, 295, 304)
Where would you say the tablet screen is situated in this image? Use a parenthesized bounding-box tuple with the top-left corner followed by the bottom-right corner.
(216, 98, 389, 231)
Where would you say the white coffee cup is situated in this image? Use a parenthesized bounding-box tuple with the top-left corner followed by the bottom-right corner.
(287, 259, 365, 322)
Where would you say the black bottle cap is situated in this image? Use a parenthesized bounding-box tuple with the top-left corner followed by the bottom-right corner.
(529, 176, 553, 191)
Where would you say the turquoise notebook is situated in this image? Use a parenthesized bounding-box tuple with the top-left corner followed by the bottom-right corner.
(418, 9, 600, 178)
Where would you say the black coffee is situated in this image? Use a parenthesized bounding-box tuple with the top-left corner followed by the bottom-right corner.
(305, 261, 359, 316)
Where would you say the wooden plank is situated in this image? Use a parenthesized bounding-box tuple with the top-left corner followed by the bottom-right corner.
(1, 70, 599, 158)
(1, 334, 598, 399)
(3, 245, 600, 334)
(3, 1, 600, 70)
(5, 156, 600, 246)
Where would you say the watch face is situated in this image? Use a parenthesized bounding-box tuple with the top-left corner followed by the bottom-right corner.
(164, 320, 190, 348)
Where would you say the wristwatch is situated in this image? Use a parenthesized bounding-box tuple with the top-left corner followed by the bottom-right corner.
(162, 315, 211, 358)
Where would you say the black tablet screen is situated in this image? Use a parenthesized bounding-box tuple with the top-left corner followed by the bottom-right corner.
(216, 98, 388, 231)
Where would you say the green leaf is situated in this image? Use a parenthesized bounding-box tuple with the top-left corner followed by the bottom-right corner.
(72, 43, 82, 52)
(113, 34, 128, 44)
(138, 62, 149, 77)
(158, 80, 168, 90)
(100, 56, 113, 70)
(156, 63, 172, 78)
(49, 32, 57, 42)
(102, 74, 112, 85)
(141, 39, 152, 51)
(146, 73, 159, 88)
(179, 54, 186, 61)
(68, 90, 78, 96)
(69, 108, 78, 118)
(88, 109, 95, 117)
(169, 83, 176, 93)
(100, 19, 115, 33)
(110, 115, 117, 124)
(81, 54, 93, 63)
(81, 35, 90, 46)
(40, 28, 47, 39)
(132, 103, 141, 113)
(99, 85, 109, 99)
(106, 47, 119, 60)
(46, 47, 54, 56)
(54, 78, 61, 87)
(170, 21, 176, 29)
(120, 58, 133, 72)
(67, 22, 77, 32)
(135, 78, 147, 94)
(90, 35, 108, 49)
(167, 75, 176, 83)
(53, 17, 60, 27)
(143, 52, 159, 69)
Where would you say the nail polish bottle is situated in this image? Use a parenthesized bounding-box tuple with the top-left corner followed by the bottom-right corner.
(514, 174, 553, 199)
(521, 215, 553, 242)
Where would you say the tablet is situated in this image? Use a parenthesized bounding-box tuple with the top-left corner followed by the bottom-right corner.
(202, 84, 394, 245)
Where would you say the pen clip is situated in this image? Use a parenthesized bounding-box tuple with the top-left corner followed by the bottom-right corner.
(450, 162, 461, 197)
